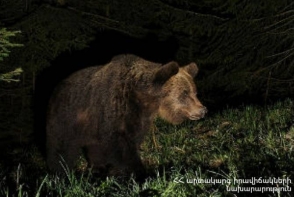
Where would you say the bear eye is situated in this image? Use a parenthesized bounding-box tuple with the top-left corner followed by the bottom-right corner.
(183, 90, 189, 96)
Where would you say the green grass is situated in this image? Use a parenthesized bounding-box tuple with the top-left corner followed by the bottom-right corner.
(1, 99, 293, 197)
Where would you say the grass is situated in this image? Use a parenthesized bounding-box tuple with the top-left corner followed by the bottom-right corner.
(1, 98, 293, 197)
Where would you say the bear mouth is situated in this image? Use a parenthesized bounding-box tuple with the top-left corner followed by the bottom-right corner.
(188, 115, 202, 121)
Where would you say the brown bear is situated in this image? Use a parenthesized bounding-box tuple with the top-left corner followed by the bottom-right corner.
(46, 54, 207, 177)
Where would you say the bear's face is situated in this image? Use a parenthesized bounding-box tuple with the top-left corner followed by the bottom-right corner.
(158, 63, 207, 124)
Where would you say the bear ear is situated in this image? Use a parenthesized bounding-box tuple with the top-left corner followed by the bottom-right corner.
(182, 62, 199, 78)
(153, 61, 179, 84)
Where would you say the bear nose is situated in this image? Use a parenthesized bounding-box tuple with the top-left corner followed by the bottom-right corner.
(200, 106, 207, 117)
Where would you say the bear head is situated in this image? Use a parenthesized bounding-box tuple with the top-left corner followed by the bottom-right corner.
(154, 62, 207, 124)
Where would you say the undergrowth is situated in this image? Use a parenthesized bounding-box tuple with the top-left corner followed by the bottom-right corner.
(1, 99, 293, 197)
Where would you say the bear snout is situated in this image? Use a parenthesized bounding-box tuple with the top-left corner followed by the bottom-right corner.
(188, 106, 207, 120)
(200, 106, 208, 118)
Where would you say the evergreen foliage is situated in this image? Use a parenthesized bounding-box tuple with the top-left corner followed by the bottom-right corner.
(59, 0, 293, 103)
(1, 1, 293, 102)
(0, 28, 22, 61)
(192, 0, 294, 103)
(9, 5, 96, 73)
(0, 28, 23, 82)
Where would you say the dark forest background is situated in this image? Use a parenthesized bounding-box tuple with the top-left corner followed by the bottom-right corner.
(0, 0, 293, 152)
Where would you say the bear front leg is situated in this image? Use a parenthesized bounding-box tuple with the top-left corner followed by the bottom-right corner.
(47, 144, 64, 173)
(47, 139, 81, 174)
(85, 134, 146, 178)
(85, 144, 110, 175)
(114, 134, 146, 178)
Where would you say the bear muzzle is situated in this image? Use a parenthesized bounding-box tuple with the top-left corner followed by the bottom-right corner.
(188, 106, 207, 120)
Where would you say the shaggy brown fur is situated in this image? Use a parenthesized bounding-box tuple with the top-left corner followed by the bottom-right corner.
(46, 54, 206, 177)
